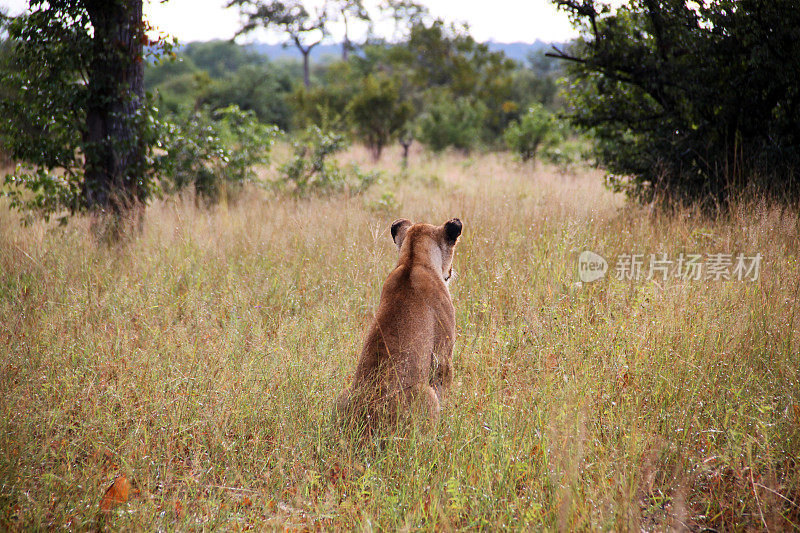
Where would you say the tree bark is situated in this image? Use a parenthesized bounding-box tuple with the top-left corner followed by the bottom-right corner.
(83, 0, 146, 216)
(341, 12, 350, 61)
(400, 138, 412, 169)
(302, 49, 311, 88)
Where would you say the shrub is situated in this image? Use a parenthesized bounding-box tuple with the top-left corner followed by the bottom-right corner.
(417, 94, 486, 153)
(290, 84, 351, 132)
(347, 75, 412, 161)
(156, 105, 279, 202)
(278, 126, 378, 196)
(503, 104, 563, 163)
(197, 65, 293, 131)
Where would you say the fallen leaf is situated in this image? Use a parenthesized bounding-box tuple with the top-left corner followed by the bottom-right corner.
(99, 476, 130, 514)
(174, 499, 183, 518)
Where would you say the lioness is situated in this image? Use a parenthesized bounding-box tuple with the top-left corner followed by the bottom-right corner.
(335, 217, 463, 431)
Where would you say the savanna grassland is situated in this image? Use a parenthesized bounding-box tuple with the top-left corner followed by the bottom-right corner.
(1, 146, 799, 531)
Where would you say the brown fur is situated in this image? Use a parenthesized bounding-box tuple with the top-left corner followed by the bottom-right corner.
(335, 218, 463, 431)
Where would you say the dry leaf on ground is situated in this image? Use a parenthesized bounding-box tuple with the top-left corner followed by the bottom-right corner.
(99, 475, 131, 514)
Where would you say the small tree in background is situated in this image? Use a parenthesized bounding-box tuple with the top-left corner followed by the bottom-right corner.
(278, 125, 378, 195)
(503, 104, 562, 163)
(417, 93, 486, 154)
(227, 0, 328, 88)
(347, 74, 411, 160)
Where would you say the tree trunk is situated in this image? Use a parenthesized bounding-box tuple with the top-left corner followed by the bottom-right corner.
(83, 0, 146, 217)
(342, 13, 350, 61)
(302, 50, 311, 88)
(400, 139, 412, 169)
(371, 143, 382, 161)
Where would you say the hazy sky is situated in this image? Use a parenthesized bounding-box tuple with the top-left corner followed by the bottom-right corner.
(2, 0, 578, 44)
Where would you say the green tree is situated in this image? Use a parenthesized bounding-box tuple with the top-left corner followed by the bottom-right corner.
(403, 20, 516, 139)
(198, 64, 293, 130)
(354, 19, 516, 147)
(552, 0, 800, 205)
(503, 104, 562, 163)
(347, 74, 411, 160)
(150, 70, 212, 116)
(144, 53, 197, 88)
(507, 50, 563, 113)
(417, 92, 486, 154)
(0, 0, 164, 227)
(181, 40, 266, 79)
(227, 0, 327, 88)
(289, 61, 355, 130)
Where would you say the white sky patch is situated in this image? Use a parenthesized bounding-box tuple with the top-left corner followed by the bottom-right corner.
(0, 0, 577, 44)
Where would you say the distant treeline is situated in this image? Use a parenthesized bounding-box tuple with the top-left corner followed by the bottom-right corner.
(145, 28, 566, 152)
(245, 40, 555, 63)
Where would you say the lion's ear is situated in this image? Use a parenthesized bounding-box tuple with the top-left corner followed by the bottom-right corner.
(391, 219, 412, 249)
(443, 218, 462, 245)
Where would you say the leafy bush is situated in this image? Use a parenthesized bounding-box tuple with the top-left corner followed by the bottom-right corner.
(278, 126, 378, 195)
(417, 94, 486, 153)
(347, 74, 412, 161)
(503, 104, 563, 163)
(156, 105, 279, 202)
(554, 0, 800, 205)
(2, 165, 83, 225)
(289, 64, 355, 132)
(540, 137, 589, 172)
(197, 64, 293, 131)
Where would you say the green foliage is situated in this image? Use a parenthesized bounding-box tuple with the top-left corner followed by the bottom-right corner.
(417, 93, 486, 153)
(2, 166, 82, 225)
(0, 4, 90, 201)
(140, 13, 557, 152)
(346, 74, 412, 160)
(144, 54, 198, 88)
(0, 1, 172, 221)
(278, 125, 378, 195)
(289, 63, 355, 131)
(151, 71, 213, 115)
(181, 40, 267, 79)
(508, 50, 564, 114)
(401, 20, 516, 139)
(157, 105, 279, 202)
(146, 42, 294, 130)
(342, 18, 519, 148)
(198, 64, 293, 130)
(554, 0, 800, 205)
(503, 104, 563, 163)
(365, 189, 399, 213)
(539, 138, 584, 171)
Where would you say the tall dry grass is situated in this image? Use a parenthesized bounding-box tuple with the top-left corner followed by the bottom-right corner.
(1, 144, 799, 530)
